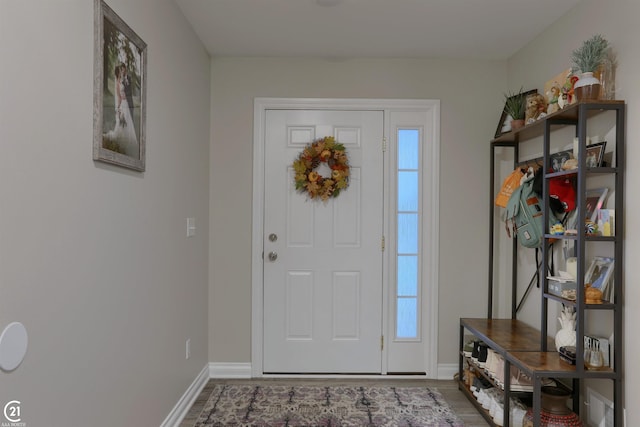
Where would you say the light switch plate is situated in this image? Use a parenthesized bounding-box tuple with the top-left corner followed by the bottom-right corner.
(187, 218, 196, 237)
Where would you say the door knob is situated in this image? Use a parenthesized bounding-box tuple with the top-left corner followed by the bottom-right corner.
(268, 251, 278, 262)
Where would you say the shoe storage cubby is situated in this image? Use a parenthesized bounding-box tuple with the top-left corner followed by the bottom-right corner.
(458, 100, 625, 427)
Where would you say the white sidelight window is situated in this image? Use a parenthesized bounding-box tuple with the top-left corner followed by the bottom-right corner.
(396, 129, 420, 339)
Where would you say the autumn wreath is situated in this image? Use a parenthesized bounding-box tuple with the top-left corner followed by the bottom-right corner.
(293, 136, 350, 201)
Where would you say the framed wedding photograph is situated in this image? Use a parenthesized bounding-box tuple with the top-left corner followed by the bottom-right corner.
(585, 187, 608, 223)
(93, 0, 147, 171)
(585, 256, 614, 299)
(585, 141, 607, 168)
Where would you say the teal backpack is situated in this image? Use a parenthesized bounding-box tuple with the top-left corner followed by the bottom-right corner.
(505, 175, 556, 248)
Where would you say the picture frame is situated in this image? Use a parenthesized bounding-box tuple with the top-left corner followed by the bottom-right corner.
(585, 256, 614, 300)
(585, 141, 607, 168)
(494, 89, 538, 139)
(585, 187, 608, 223)
(544, 68, 575, 108)
(549, 149, 573, 172)
(93, 0, 147, 172)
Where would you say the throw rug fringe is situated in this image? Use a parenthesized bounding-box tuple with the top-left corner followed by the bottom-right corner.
(195, 384, 464, 427)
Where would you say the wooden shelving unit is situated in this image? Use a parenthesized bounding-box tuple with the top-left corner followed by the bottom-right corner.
(461, 100, 625, 427)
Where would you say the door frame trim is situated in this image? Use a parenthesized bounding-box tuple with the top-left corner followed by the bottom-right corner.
(252, 98, 440, 377)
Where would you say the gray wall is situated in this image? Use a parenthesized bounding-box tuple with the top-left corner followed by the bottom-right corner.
(5, 0, 637, 424)
(208, 57, 507, 366)
(0, 1, 211, 426)
(506, 0, 640, 423)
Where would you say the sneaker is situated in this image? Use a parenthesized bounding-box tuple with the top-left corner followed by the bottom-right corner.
(471, 376, 491, 397)
(478, 388, 490, 409)
(476, 388, 486, 406)
(481, 388, 498, 410)
(490, 392, 505, 426)
(493, 353, 505, 387)
(477, 343, 489, 368)
(484, 349, 496, 376)
(471, 341, 481, 362)
(471, 377, 493, 402)
(463, 340, 476, 357)
(509, 398, 527, 427)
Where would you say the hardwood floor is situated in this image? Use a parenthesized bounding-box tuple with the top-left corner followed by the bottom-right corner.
(179, 378, 490, 426)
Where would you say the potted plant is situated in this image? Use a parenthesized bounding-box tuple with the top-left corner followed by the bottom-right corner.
(571, 34, 610, 101)
(504, 88, 527, 131)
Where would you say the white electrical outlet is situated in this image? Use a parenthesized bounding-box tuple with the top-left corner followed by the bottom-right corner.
(186, 339, 191, 360)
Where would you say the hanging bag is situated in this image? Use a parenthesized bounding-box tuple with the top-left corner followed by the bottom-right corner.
(495, 168, 525, 208)
(505, 174, 559, 248)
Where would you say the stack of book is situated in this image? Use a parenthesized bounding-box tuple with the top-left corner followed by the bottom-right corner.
(559, 346, 576, 365)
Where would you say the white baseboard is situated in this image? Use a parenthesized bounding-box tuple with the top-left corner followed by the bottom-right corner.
(160, 364, 209, 427)
(208, 362, 456, 380)
(160, 363, 252, 427)
(209, 362, 252, 378)
(437, 363, 458, 380)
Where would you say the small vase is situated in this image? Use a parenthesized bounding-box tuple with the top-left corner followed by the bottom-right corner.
(573, 72, 601, 101)
(523, 387, 584, 427)
(541, 386, 572, 415)
(511, 119, 525, 131)
(598, 61, 615, 100)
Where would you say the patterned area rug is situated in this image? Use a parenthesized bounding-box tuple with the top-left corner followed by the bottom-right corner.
(194, 384, 465, 426)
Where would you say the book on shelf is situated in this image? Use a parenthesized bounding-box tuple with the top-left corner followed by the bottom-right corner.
(597, 209, 615, 236)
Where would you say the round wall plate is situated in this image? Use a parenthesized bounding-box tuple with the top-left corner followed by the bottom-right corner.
(0, 322, 28, 372)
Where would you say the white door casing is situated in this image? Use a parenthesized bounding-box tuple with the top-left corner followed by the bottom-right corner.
(262, 109, 384, 373)
(252, 98, 440, 377)
(386, 111, 440, 373)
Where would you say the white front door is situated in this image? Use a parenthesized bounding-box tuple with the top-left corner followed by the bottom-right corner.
(262, 109, 384, 373)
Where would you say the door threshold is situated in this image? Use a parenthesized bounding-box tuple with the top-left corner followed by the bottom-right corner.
(262, 373, 427, 379)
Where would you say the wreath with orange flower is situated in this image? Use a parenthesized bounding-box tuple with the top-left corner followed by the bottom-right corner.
(293, 136, 350, 201)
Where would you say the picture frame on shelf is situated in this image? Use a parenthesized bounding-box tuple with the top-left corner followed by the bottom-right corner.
(544, 68, 576, 111)
(585, 187, 608, 223)
(550, 149, 573, 172)
(93, 0, 147, 172)
(585, 256, 614, 301)
(597, 209, 615, 236)
(585, 141, 607, 168)
(494, 89, 537, 139)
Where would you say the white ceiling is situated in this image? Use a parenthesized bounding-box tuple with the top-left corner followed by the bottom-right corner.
(175, 0, 581, 60)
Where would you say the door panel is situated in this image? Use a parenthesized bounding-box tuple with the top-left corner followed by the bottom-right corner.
(263, 109, 383, 373)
